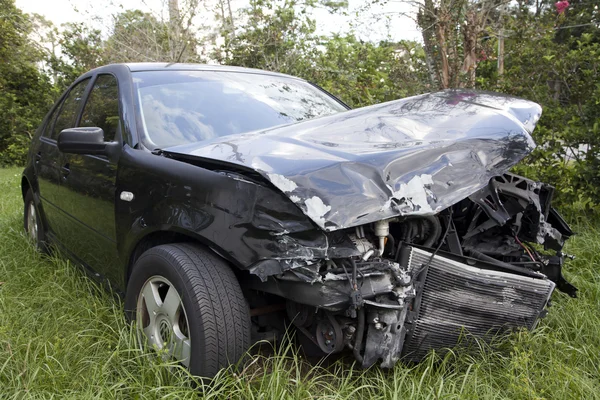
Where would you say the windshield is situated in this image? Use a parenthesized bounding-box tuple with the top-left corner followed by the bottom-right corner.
(132, 70, 347, 149)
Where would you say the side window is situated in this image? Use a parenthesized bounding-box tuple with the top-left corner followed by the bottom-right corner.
(79, 75, 120, 142)
(41, 106, 59, 138)
(51, 78, 90, 140)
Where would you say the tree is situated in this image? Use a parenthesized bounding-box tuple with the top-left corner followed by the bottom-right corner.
(210, 0, 236, 60)
(416, 0, 508, 89)
(0, 0, 55, 165)
(103, 0, 201, 64)
(50, 22, 104, 90)
(218, 0, 321, 77)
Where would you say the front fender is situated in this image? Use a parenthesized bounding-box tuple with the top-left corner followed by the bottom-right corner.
(116, 146, 340, 287)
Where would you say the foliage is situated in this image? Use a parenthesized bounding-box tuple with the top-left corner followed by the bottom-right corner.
(0, 0, 55, 166)
(218, 0, 321, 77)
(309, 35, 429, 107)
(1, 167, 599, 397)
(475, 5, 600, 209)
(104, 8, 200, 65)
(48, 22, 104, 91)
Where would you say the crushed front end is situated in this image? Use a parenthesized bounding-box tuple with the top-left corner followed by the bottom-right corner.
(165, 89, 574, 367)
(246, 173, 575, 367)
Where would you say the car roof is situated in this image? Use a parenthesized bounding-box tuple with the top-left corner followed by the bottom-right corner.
(119, 62, 301, 80)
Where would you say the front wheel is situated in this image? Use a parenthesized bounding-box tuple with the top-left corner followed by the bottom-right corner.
(124, 243, 251, 377)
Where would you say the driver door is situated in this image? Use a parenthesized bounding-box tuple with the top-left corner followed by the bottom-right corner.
(56, 73, 122, 285)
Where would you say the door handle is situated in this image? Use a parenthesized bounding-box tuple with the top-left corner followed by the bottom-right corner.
(35, 152, 42, 163)
(61, 163, 70, 177)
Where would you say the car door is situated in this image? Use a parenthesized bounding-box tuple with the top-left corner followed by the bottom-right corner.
(56, 73, 122, 285)
(34, 78, 91, 241)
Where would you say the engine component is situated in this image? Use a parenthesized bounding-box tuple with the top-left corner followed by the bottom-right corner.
(316, 316, 344, 354)
(349, 234, 373, 254)
(395, 216, 442, 248)
(401, 247, 555, 362)
(363, 306, 409, 367)
(374, 219, 391, 255)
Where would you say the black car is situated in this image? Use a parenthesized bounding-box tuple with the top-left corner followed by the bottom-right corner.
(22, 63, 577, 377)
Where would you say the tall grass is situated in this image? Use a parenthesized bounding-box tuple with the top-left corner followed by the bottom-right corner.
(1, 167, 599, 399)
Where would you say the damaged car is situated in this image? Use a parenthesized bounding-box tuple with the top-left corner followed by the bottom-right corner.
(21, 63, 576, 377)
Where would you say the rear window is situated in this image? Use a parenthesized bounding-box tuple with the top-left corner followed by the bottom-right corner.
(133, 70, 347, 149)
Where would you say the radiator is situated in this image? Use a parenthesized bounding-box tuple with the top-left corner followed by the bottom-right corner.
(401, 247, 555, 362)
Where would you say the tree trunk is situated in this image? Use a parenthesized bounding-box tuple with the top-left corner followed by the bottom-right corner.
(435, 21, 450, 89)
(227, 0, 235, 33)
(461, 11, 478, 88)
(168, 0, 181, 61)
(169, 0, 180, 22)
(418, 0, 440, 88)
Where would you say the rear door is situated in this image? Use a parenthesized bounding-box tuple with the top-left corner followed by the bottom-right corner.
(57, 73, 121, 284)
(34, 78, 91, 240)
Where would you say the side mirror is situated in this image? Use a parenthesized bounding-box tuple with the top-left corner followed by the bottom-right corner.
(57, 127, 119, 156)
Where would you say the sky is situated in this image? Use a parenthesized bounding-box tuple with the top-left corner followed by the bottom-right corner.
(15, 0, 422, 43)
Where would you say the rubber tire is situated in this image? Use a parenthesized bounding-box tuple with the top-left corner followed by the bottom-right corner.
(23, 188, 48, 253)
(124, 243, 251, 378)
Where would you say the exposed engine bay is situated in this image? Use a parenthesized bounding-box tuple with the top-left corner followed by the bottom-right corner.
(246, 172, 575, 367)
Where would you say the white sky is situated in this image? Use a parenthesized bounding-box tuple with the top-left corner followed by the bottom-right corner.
(15, 0, 422, 43)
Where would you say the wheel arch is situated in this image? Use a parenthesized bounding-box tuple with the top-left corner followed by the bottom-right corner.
(21, 176, 31, 200)
(21, 166, 40, 203)
(124, 227, 241, 288)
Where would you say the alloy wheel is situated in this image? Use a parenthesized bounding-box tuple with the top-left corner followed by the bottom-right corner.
(137, 276, 191, 367)
(27, 202, 38, 242)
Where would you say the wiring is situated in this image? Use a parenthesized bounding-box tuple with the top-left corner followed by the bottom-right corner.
(515, 234, 536, 262)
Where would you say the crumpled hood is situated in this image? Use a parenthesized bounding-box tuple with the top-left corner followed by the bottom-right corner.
(163, 90, 541, 231)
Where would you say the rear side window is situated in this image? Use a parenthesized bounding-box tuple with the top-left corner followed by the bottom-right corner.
(51, 78, 91, 140)
(79, 75, 120, 142)
(41, 106, 59, 138)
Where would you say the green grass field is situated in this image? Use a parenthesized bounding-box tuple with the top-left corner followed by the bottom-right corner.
(1, 167, 599, 399)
